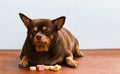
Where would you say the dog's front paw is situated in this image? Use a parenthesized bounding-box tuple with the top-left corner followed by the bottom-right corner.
(19, 56, 28, 68)
(19, 61, 28, 68)
(66, 57, 78, 68)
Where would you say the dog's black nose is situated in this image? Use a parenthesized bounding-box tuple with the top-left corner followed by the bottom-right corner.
(36, 35, 41, 40)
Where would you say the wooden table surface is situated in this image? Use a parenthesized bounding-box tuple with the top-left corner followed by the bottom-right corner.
(0, 49, 120, 74)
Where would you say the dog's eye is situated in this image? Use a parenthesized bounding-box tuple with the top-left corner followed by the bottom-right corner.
(44, 31, 50, 35)
(43, 29, 51, 35)
(33, 31, 37, 35)
(42, 28, 51, 35)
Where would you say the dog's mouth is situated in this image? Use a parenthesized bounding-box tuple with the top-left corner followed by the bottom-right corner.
(33, 38, 51, 52)
(34, 42, 50, 52)
(34, 38, 50, 45)
(35, 40, 47, 44)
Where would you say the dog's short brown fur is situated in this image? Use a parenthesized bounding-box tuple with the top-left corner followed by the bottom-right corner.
(19, 13, 83, 68)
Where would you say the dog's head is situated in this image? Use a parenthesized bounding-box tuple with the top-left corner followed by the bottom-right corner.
(19, 13, 65, 52)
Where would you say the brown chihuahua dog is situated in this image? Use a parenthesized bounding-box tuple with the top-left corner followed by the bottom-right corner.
(19, 13, 83, 68)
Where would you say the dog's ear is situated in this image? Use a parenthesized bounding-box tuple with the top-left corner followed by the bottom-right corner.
(19, 13, 31, 28)
(52, 16, 66, 31)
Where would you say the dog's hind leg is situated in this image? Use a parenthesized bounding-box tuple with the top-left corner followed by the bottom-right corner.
(73, 43, 83, 57)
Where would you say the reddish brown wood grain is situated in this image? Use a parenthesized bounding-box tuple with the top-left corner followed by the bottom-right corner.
(0, 49, 120, 74)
